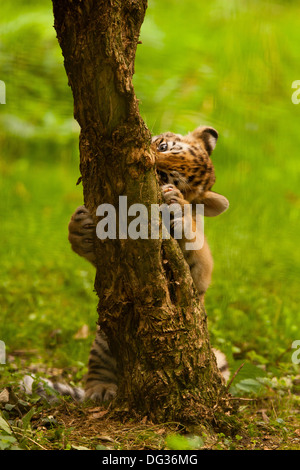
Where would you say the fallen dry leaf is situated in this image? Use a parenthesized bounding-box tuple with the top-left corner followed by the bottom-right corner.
(96, 435, 115, 443)
(0, 389, 9, 403)
(91, 411, 109, 419)
(74, 324, 90, 339)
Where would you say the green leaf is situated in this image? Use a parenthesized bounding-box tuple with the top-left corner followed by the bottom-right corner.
(166, 433, 204, 450)
(21, 407, 36, 431)
(0, 435, 20, 450)
(234, 378, 263, 394)
(0, 413, 12, 435)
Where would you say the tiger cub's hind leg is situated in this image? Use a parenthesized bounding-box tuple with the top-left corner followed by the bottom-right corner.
(85, 326, 118, 402)
(68, 207, 118, 402)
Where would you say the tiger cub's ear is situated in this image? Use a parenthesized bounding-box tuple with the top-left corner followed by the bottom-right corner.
(190, 126, 219, 155)
(201, 191, 229, 217)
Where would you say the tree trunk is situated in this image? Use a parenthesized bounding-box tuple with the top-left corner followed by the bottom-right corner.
(52, 0, 229, 425)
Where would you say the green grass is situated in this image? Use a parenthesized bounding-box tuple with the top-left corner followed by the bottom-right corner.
(0, 158, 97, 366)
(0, 0, 300, 449)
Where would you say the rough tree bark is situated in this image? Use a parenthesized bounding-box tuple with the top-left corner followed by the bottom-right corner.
(52, 0, 230, 426)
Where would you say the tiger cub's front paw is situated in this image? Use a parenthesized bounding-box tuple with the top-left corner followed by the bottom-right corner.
(68, 205, 96, 265)
(85, 381, 117, 403)
(161, 184, 190, 234)
(161, 184, 185, 207)
(161, 184, 195, 245)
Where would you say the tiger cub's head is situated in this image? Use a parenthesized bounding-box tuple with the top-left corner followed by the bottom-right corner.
(151, 126, 229, 217)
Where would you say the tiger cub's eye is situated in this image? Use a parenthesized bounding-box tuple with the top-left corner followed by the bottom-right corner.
(157, 142, 168, 152)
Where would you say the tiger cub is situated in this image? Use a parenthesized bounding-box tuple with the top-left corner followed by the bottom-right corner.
(66, 126, 230, 401)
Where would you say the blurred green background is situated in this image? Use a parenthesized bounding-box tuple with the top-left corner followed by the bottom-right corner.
(0, 0, 299, 381)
